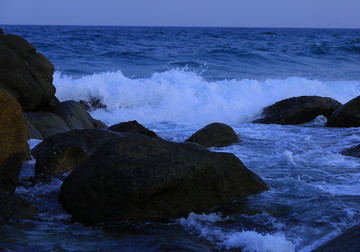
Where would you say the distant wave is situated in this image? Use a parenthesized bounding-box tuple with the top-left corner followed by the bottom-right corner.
(53, 69, 360, 125)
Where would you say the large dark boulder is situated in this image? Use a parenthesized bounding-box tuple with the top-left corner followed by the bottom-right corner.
(0, 31, 55, 111)
(60, 135, 268, 224)
(312, 225, 360, 252)
(326, 96, 360, 127)
(185, 123, 239, 147)
(32, 129, 123, 176)
(0, 88, 29, 193)
(108, 120, 162, 140)
(340, 145, 360, 158)
(0, 190, 37, 224)
(253, 96, 342, 125)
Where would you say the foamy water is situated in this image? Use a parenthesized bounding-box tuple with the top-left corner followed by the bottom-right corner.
(54, 70, 360, 126)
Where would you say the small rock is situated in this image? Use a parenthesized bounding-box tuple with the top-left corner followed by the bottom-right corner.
(108, 120, 161, 140)
(340, 145, 360, 158)
(185, 122, 239, 147)
(326, 95, 360, 127)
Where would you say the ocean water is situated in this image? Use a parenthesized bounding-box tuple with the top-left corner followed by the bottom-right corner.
(1, 25, 360, 251)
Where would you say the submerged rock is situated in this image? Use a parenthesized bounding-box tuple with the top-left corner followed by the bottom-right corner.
(108, 120, 162, 140)
(0, 31, 55, 111)
(0, 88, 29, 193)
(253, 96, 341, 125)
(60, 135, 268, 224)
(326, 95, 360, 127)
(185, 122, 239, 147)
(340, 144, 360, 158)
(31, 129, 123, 176)
(313, 225, 360, 252)
(0, 190, 37, 223)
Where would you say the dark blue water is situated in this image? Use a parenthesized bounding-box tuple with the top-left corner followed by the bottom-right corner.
(1, 25, 360, 252)
(2, 25, 360, 80)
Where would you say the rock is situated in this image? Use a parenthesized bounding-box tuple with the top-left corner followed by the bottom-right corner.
(340, 145, 360, 158)
(60, 135, 268, 224)
(312, 225, 360, 252)
(31, 129, 123, 176)
(0, 88, 29, 193)
(0, 32, 55, 111)
(185, 122, 239, 147)
(79, 98, 106, 111)
(0, 190, 37, 223)
(108, 120, 161, 140)
(326, 96, 360, 127)
(25, 117, 43, 140)
(253, 96, 342, 125)
(47, 100, 106, 129)
(24, 111, 71, 139)
(0, 28, 3, 35)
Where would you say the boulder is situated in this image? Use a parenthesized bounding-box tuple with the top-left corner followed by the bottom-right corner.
(340, 145, 360, 158)
(0, 190, 37, 223)
(0, 32, 55, 111)
(253, 96, 342, 125)
(60, 135, 268, 224)
(47, 100, 107, 129)
(108, 120, 161, 140)
(185, 122, 239, 147)
(0, 88, 29, 193)
(24, 111, 71, 139)
(326, 96, 360, 127)
(24, 101, 107, 139)
(313, 225, 360, 252)
(31, 129, 123, 176)
(25, 117, 43, 140)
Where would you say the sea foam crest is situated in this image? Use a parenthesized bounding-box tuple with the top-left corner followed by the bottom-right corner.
(179, 212, 295, 252)
(54, 70, 360, 125)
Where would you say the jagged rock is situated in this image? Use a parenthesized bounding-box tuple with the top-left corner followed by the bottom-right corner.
(313, 225, 360, 252)
(0, 32, 55, 111)
(0, 88, 29, 192)
(340, 145, 360, 158)
(185, 122, 239, 147)
(253, 96, 342, 125)
(60, 135, 268, 224)
(326, 95, 360, 127)
(108, 120, 161, 140)
(31, 129, 123, 176)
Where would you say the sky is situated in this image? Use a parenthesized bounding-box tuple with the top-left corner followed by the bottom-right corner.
(0, 0, 359, 29)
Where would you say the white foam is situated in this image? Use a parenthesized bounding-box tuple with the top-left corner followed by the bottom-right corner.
(53, 70, 360, 125)
(222, 231, 295, 252)
(179, 213, 295, 252)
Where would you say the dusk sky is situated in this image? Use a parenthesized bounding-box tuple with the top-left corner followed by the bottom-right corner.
(1, 0, 360, 28)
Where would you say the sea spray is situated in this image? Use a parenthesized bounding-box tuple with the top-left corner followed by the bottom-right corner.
(54, 70, 360, 125)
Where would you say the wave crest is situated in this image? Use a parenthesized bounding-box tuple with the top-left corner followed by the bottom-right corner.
(53, 69, 360, 125)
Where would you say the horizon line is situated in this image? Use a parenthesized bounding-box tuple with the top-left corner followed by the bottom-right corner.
(1, 23, 360, 30)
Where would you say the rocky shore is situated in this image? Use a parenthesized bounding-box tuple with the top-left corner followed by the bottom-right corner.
(1, 29, 359, 250)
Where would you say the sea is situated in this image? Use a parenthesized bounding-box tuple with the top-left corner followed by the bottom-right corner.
(1, 25, 360, 252)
